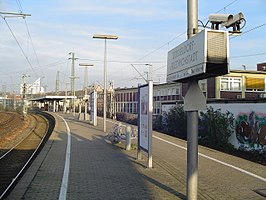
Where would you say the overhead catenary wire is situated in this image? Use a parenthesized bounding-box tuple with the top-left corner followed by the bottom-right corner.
(1, 15, 39, 78)
(118, 0, 242, 86)
(16, 0, 44, 77)
(2, 0, 264, 91)
(79, 58, 165, 64)
(231, 52, 266, 59)
(201, 0, 239, 23)
(230, 23, 266, 40)
(16, 0, 23, 12)
(23, 19, 44, 77)
(0, 57, 69, 77)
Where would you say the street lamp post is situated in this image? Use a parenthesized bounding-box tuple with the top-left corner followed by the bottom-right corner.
(79, 63, 94, 120)
(93, 34, 118, 132)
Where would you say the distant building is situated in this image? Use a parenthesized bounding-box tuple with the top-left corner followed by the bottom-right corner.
(206, 70, 266, 99)
(0, 94, 21, 110)
(114, 82, 181, 115)
(113, 63, 266, 116)
(20, 78, 45, 95)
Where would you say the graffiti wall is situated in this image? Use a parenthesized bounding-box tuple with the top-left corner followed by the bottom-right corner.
(207, 103, 266, 151)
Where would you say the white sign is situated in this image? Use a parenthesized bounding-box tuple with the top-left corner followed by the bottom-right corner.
(167, 29, 228, 82)
(90, 91, 97, 126)
(139, 85, 149, 151)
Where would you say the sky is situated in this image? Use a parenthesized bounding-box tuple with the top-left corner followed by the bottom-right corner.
(0, 0, 265, 93)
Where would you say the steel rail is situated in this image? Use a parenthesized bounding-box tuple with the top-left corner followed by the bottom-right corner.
(0, 114, 49, 199)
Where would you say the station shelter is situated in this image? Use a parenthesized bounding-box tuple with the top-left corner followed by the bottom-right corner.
(30, 95, 76, 112)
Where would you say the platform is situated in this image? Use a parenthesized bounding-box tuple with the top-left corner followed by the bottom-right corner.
(6, 113, 266, 200)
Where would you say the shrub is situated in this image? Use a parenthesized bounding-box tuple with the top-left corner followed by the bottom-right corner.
(116, 112, 137, 125)
(163, 105, 187, 139)
(153, 115, 163, 131)
(199, 107, 235, 149)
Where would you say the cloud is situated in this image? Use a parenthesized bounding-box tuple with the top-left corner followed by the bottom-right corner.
(1, 0, 265, 92)
(53, 1, 186, 21)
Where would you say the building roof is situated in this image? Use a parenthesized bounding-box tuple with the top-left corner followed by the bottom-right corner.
(230, 70, 266, 75)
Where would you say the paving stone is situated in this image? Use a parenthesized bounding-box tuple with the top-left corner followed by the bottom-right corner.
(7, 113, 266, 200)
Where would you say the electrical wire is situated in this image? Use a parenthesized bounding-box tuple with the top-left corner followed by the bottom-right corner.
(23, 19, 44, 76)
(1, 16, 39, 78)
(16, 0, 23, 12)
(79, 58, 165, 64)
(139, 31, 187, 61)
(231, 52, 266, 59)
(201, 0, 239, 23)
(120, 1, 240, 86)
(230, 23, 266, 40)
(16, 0, 44, 77)
(214, 0, 238, 15)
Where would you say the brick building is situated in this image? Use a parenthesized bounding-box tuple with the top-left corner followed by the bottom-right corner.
(113, 63, 266, 116)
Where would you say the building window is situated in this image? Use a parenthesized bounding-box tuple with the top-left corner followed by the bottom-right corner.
(246, 77, 265, 91)
(175, 88, 180, 95)
(220, 77, 241, 91)
(200, 83, 206, 91)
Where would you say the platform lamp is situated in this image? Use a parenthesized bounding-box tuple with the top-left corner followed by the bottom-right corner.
(93, 34, 118, 132)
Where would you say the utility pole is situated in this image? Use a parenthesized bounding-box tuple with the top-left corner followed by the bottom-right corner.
(43, 85, 48, 94)
(2, 85, 6, 110)
(13, 90, 16, 110)
(79, 63, 94, 120)
(68, 52, 78, 116)
(55, 71, 60, 95)
(64, 83, 69, 113)
(22, 74, 29, 119)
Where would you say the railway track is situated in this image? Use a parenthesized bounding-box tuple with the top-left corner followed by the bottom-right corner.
(0, 113, 50, 199)
(0, 112, 27, 140)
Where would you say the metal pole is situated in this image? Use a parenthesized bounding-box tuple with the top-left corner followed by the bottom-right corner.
(187, 110, 198, 200)
(56, 71, 60, 95)
(0, 12, 31, 17)
(187, 0, 199, 199)
(84, 66, 88, 120)
(72, 53, 76, 116)
(187, 0, 198, 39)
(64, 84, 67, 113)
(70, 53, 75, 99)
(21, 75, 28, 119)
(92, 34, 118, 131)
(148, 80, 153, 168)
(13, 90, 16, 110)
(148, 63, 153, 168)
(103, 39, 107, 132)
(79, 63, 93, 120)
(69, 52, 78, 116)
(2, 85, 6, 110)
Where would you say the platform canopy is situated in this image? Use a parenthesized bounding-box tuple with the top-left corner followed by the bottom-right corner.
(30, 95, 76, 102)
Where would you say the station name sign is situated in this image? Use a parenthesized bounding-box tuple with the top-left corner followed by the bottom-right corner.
(167, 29, 229, 82)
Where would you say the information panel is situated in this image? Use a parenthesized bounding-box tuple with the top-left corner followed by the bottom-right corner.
(139, 84, 149, 151)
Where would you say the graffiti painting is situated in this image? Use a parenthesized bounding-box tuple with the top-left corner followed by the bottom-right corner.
(235, 111, 266, 149)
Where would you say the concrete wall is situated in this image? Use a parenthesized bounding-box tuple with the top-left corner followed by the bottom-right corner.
(208, 103, 266, 151)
